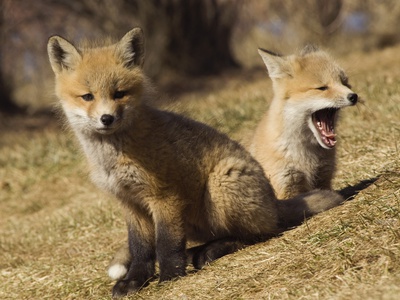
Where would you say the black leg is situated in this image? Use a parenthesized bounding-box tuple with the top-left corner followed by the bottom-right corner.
(155, 219, 187, 282)
(187, 238, 245, 269)
(112, 213, 156, 298)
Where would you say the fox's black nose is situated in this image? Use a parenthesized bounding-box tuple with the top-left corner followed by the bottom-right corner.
(347, 93, 358, 105)
(100, 114, 115, 126)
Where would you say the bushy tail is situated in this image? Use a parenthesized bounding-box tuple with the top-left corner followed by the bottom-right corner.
(107, 243, 130, 280)
(275, 189, 344, 228)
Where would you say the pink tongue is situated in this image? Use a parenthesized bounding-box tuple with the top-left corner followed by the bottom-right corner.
(320, 126, 336, 146)
(314, 109, 337, 147)
(322, 121, 335, 138)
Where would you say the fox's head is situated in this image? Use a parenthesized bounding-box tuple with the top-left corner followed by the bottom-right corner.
(47, 28, 146, 135)
(258, 46, 358, 149)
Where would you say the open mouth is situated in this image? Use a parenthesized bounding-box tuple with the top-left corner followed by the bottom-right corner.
(311, 108, 339, 148)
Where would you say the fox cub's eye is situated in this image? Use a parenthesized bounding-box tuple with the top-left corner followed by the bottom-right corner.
(114, 91, 126, 99)
(81, 93, 94, 101)
(342, 80, 352, 89)
(316, 86, 328, 91)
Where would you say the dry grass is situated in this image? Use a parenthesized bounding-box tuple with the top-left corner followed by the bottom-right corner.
(1, 45, 399, 300)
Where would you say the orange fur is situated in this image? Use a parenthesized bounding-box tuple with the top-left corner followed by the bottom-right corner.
(249, 47, 358, 199)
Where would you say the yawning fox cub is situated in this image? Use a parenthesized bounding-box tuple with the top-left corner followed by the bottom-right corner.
(47, 28, 344, 297)
(249, 46, 358, 199)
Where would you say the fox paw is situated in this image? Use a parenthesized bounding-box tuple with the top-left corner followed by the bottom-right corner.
(189, 239, 244, 269)
(112, 279, 147, 298)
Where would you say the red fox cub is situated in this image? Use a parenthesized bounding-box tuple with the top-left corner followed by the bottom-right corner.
(47, 28, 344, 297)
(249, 46, 358, 199)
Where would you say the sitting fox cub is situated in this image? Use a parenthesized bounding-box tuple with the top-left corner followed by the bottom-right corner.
(249, 47, 358, 199)
(47, 28, 343, 297)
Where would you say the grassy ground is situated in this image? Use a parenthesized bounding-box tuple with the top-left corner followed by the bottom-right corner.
(1, 45, 399, 300)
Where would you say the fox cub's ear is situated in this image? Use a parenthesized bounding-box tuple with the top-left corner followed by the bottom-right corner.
(116, 27, 145, 68)
(300, 44, 319, 56)
(47, 36, 81, 74)
(258, 48, 291, 79)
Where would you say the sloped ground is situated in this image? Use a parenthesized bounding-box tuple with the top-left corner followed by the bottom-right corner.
(0, 45, 399, 299)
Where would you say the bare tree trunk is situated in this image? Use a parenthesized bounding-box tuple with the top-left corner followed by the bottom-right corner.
(0, 1, 20, 114)
(127, 0, 240, 76)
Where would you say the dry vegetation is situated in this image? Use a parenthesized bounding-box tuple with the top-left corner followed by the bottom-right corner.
(1, 44, 399, 299)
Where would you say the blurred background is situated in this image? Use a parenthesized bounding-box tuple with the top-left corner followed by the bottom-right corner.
(0, 0, 399, 116)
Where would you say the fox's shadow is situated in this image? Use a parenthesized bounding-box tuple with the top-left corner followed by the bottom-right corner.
(338, 177, 379, 200)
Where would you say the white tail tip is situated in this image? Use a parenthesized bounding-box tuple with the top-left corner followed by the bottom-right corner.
(108, 263, 128, 280)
